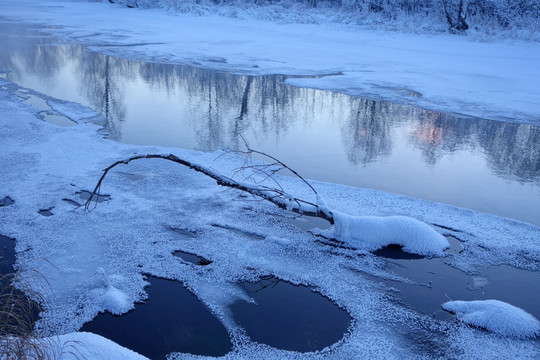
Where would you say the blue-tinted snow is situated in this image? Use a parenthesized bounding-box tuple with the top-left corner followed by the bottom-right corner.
(1, 78, 540, 358)
(443, 300, 540, 339)
(329, 213, 449, 256)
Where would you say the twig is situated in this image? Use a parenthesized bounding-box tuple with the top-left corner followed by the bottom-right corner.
(237, 135, 318, 195)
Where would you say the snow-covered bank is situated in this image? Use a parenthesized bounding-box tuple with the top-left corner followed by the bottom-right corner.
(1, 71, 540, 358)
(100, 0, 540, 40)
(1, 0, 540, 124)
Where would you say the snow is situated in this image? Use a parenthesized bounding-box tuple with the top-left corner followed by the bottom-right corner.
(0, 1, 539, 359)
(329, 212, 449, 256)
(1, 0, 539, 125)
(49, 332, 148, 359)
(443, 300, 540, 339)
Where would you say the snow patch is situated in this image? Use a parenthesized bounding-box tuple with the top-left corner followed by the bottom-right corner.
(266, 236, 291, 246)
(330, 212, 449, 256)
(52, 332, 148, 359)
(443, 299, 540, 339)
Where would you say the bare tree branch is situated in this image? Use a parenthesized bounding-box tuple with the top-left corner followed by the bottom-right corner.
(235, 135, 319, 195)
(85, 153, 335, 224)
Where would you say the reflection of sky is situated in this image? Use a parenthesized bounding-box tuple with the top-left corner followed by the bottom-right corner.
(1, 29, 539, 226)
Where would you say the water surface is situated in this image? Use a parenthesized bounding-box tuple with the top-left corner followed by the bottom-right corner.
(231, 276, 351, 352)
(81, 276, 233, 358)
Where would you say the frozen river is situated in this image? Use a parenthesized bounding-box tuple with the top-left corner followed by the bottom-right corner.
(1, 21, 539, 227)
(2, 12, 540, 360)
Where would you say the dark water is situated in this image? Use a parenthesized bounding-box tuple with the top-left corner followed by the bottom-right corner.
(0, 21, 539, 226)
(0, 234, 16, 275)
(364, 243, 540, 323)
(173, 250, 212, 266)
(230, 276, 351, 352)
(0, 196, 15, 207)
(81, 276, 233, 359)
(0, 234, 42, 337)
(81, 275, 351, 358)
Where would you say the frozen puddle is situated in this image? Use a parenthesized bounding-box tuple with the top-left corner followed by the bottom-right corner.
(76, 190, 111, 203)
(22, 94, 77, 127)
(42, 113, 76, 127)
(81, 276, 233, 358)
(172, 250, 212, 266)
(0, 196, 14, 207)
(230, 276, 352, 352)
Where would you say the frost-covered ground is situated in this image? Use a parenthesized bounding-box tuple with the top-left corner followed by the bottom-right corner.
(1, 0, 540, 359)
(1, 0, 540, 124)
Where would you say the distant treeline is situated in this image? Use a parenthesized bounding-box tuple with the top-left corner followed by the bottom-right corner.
(98, 0, 540, 38)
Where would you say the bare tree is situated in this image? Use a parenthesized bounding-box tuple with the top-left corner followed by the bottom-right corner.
(441, 0, 469, 32)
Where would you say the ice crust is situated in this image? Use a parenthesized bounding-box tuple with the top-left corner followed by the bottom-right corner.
(47, 100, 99, 123)
(443, 300, 540, 339)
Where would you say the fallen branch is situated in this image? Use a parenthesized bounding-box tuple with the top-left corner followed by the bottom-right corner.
(86, 152, 450, 256)
(84, 153, 335, 224)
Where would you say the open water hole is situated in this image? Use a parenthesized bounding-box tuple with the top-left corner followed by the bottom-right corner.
(230, 276, 352, 353)
(81, 274, 351, 358)
(372, 245, 540, 322)
(81, 276, 233, 359)
(1, 21, 540, 356)
(0, 234, 16, 276)
(0, 234, 42, 337)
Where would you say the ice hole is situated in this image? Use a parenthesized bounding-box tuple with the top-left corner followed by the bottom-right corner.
(230, 276, 351, 352)
(80, 276, 232, 359)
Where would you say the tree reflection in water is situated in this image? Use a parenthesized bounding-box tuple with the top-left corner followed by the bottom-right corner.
(343, 98, 392, 165)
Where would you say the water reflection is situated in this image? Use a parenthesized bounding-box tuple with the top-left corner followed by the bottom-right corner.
(1, 23, 539, 225)
(343, 99, 392, 165)
(80, 54, 128, 138)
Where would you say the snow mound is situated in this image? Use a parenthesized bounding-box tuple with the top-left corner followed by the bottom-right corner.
(53, 332, 148, 359)
(331, 212, 449, 256)
(442, 300, 540, 339)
